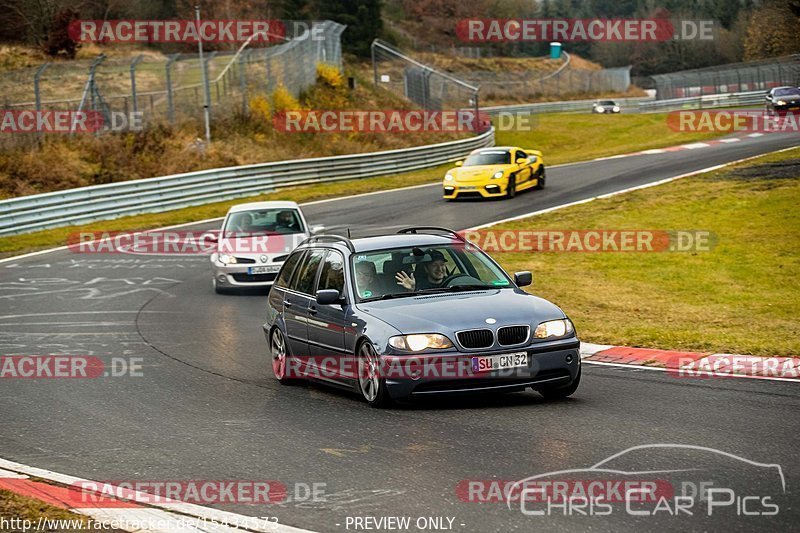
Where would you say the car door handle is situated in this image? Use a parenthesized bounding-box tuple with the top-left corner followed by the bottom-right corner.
(284, 300, 293, 308)
(308, 305, 318, 315)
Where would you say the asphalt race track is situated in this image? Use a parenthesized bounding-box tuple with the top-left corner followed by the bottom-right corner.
(1, 133, 798, 532)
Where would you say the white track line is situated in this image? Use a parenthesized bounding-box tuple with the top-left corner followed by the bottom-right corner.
(0, 458, 315, 533)
(582, 360, 800, 383)
(2, 133, 771, 266)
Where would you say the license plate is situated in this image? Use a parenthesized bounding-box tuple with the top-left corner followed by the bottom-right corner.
(248, 265, 280, 274)
(472, 352, 528, 372)
(460, 186, 477, 190)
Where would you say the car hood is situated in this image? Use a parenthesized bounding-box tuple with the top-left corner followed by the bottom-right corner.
(355, 288, 566, 334)
(449, 165, 510, 183)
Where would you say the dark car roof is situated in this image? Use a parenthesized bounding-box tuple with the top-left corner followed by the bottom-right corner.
(351, 234, 456, 252)
(299, 233, 458, 254)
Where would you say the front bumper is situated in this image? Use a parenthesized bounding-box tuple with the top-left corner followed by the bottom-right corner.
(772, 103, 800, 113)
(443, 181, 509, 199)
(381, 339, 580, 398)
(212, 263, 282, 288)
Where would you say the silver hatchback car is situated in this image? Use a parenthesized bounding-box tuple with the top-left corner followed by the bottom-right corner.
(210, 201, 320, 293)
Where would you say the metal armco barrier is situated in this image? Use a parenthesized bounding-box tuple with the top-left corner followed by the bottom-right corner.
(0, 129, 494, 236)
(482, 96, 653, 115)
(638, 90, 768, 113)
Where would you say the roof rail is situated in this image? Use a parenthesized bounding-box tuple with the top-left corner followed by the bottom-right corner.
(299, 234, 355, 252)
(397, 227, 465, 242)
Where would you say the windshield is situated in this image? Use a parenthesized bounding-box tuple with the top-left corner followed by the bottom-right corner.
(774, 88, 800, 97)
(222, 208, 304, 237)
(463, 151, 511, 166)
(352, 243, 512, 301)
(598, 100, 616, 106)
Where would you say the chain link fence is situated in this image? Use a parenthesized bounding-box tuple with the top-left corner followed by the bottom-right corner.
(460, 56, 631, 103)
(0, 21, 345, 149)
(370, 41, 630, 107)
(371, 39, 481, 124)
(652, 55, 800, 100)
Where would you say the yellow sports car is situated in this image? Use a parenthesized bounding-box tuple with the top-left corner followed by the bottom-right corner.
(443, 146, 545, 200)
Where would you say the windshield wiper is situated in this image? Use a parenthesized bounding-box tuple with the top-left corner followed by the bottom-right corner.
(447, 284, 495, 291)
(361, 292, 421, 302)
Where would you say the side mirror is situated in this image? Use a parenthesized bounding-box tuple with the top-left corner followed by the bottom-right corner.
(516, 158, 527, 165)
(310, 225, 325, 235)
(514, 271, 532, 287)
(454, 161, 463, 167)
(316, 289, 342, 305)
(529, 155, 538, 164)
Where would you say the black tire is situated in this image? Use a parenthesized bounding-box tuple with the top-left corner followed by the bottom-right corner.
(534, 166, 546, 190)
(538, 367, 580, 400)
(270, 328, 298, 385)
(357, 341, 393, 408)
(506, 176, 517, 199)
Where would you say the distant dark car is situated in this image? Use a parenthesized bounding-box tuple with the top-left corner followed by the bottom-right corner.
(263, 227, 581, 407)
(592, 100, 620, 114)
(765, 87, 800, 114)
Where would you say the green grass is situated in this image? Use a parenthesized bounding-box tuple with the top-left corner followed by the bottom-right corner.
(494, 112, 725, 165)
(490, 147, 800, 356)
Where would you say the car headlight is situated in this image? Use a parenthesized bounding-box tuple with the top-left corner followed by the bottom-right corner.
(218, 254, 237, 265)
(492, 171, 504, 179)
(596, 106, 605, 113)
(444, 173, 454, 181)
(777, 100, 786, 106)
(534, 319, 574, 339)
(612, 106, 620, 112)
(389, 334, 453, 352)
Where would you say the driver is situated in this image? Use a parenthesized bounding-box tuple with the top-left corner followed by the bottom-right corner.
(275, 210, 298, 231)
(395, 249, 448, 291)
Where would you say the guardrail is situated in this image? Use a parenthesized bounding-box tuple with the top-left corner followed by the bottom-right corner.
(482, 96, 653, 115)
(0, 129, 494, 236)
(638, 90, 767, 113)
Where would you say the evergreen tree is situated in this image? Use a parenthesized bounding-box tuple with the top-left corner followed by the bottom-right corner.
(312, 0, 383, 57)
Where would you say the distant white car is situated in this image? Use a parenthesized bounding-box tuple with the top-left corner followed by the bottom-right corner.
(210, 201, 321, 293)
(592, 100, 620, 114)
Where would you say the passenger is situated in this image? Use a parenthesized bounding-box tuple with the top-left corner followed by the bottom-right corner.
(229, 212, 254, 236)
(355, 261, 385, 298)
(395, 250, 448, 291)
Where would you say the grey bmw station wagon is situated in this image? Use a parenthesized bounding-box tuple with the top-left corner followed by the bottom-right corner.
(263, 227, 581, 407)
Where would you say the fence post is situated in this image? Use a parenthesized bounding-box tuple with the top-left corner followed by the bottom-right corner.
(165, 54, 179, 123)
(73, 54, 106, 135)
(34, 63, 50, 143)
(129, 55, 143, 114)
(239, 49, 250, 115)
(371, 40, 378, 85)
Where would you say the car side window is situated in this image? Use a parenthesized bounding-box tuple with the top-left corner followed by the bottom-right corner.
(274, 251, 304, 289)
(516, 149, 527, 160)
(293, 250, 325, 295)
(317, 250, 345, 295)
